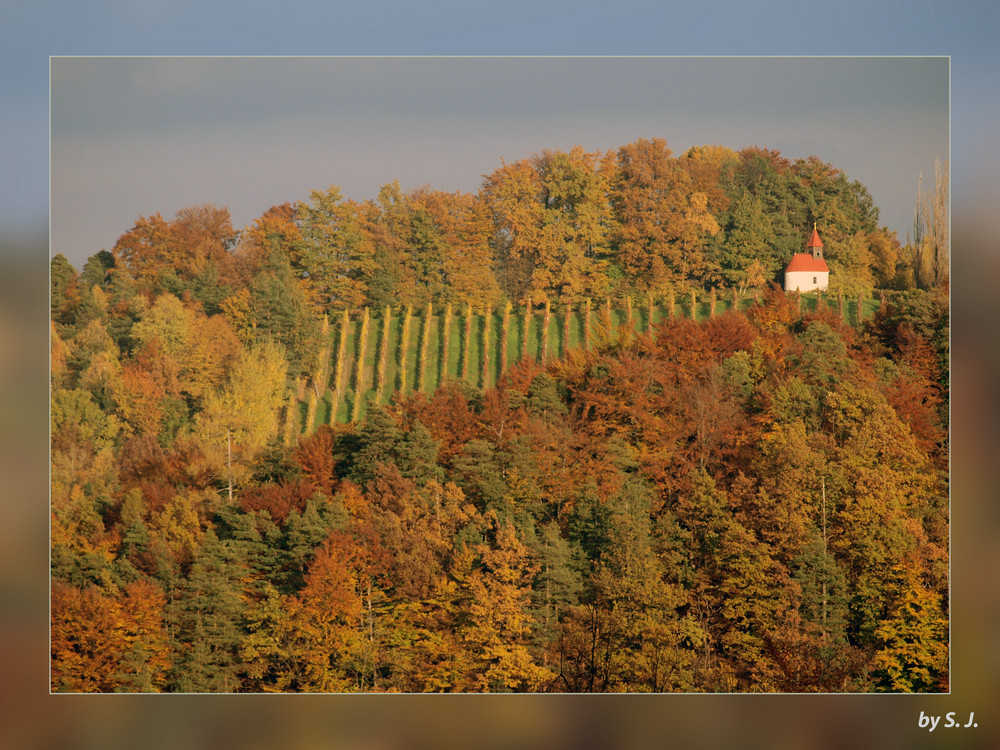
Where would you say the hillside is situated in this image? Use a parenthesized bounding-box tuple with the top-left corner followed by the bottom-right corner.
(51, 286, 949, 692)
(50, 140, 949, 693)
(292, 291, 884, 430)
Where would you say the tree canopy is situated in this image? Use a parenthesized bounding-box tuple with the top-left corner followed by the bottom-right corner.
(50, 139, 947, 693)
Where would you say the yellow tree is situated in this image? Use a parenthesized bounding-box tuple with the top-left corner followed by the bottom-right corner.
(65, 319, 120, 417)
(182, 313, 242, 407)
(461, 512, 554, 692)
(149, 488, 208, 570)
(868, 229, 900, 289)
(111, 213, 174, 287)
(407, 187, 502, 308)
(676, 190, 721, 283)
(170, 203, 235, 280)
(197, 339, 288, 500)
(113, 362, 167, 438)
(919, 159, 949, 288)
(130, 292, 192, 365)
(220, 287, 256, 344)
(871, 559, 948, 692)
(532, 146, 614, 302)
(50, 387, 120, 522)
(680, 144, 739, 217)
(826, 230, 875, 298)
(611, 138, 719, 291)
(483, 147, 614, 303)
(283, 533, 365, 691)
(480, 157, 546, 302)
(51, 322, 72, 390)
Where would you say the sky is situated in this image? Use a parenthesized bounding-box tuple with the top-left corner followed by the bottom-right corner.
(0, 0, 992, 262)
(51, 55, 947, 268)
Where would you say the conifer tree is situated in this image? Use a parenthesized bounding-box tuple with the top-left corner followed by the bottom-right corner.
(352, 307, 370, 422)
(417, 300, 432, 392)
(374, 306, 391, 404)
(440, 302, 452, 382)
(168, 530, 248, 692)
(399, 304, 412, 393)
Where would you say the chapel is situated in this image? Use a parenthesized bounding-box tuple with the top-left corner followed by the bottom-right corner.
(783, 226, 829, 292)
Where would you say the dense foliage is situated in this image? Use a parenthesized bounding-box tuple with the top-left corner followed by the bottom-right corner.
(52, 141, 929, 328)
(51, 141, 949, 692)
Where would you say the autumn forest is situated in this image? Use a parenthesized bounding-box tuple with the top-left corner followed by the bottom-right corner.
(50, 139, 949, 692)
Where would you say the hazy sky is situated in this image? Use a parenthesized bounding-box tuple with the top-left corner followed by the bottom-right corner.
(0, 1, 994, 267)
(50, 56, 947, 268)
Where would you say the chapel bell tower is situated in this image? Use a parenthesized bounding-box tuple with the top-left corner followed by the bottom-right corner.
(807, 224, 824, 260)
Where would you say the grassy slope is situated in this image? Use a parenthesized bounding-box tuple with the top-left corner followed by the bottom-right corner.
(300, 291, 881, 429)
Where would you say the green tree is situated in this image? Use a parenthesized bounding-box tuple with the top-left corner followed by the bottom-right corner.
(249, 249, 321, 379)
(80, 250, 116, 291)
(731, 148, 805, 263)
(361, 181, 420, 309)
(239, 581, 296, 691)
(293, 186, 374, 309)
(349, 406, 443, 487)
(824, 381, 944, 646)
(587, 477, 695, 692)
(720, 190, 778, 291)
(168, 530, 248, 692)
(51, 253, 78, 321)
(676, 469, 791, 690)
(528, 520, 582, 652)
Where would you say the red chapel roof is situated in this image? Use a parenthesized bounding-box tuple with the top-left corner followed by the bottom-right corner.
(807, 227, 823, 248)
(785, 253, 829, 273)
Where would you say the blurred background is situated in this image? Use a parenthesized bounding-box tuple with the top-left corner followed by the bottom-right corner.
(3, 1, 998, 748)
